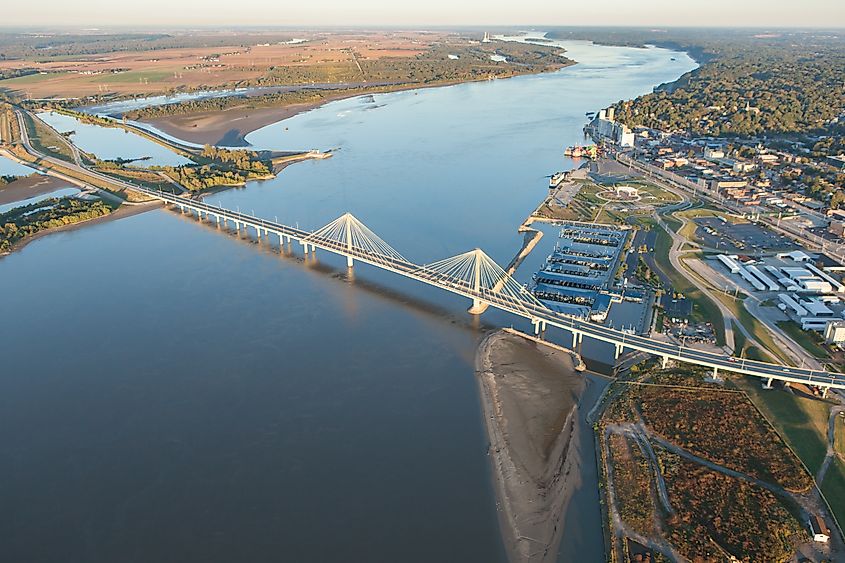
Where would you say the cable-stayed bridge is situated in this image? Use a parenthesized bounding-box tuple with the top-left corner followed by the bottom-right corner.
(4, 108, 843, 392)
(143, 188, 844, 393)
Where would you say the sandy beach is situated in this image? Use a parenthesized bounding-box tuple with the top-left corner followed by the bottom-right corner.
(476, 330, 593, 563)
(0, 174, 73, 206)
(144, 102, 330, 147)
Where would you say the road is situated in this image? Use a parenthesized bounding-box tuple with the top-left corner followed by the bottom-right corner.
(618, 151, 845, 260)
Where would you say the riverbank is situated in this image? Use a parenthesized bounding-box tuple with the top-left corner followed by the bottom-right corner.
(476, 329, 591, 562)
(144, 103, 328, 147)
(0, 198, 161, 258)
(0, 174, 71, 206)
(139, 64, 575, 147)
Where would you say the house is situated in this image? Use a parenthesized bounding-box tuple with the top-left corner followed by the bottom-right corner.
(704, 147, 725, 159)
(809, 515, 830, 543)
(732, 160, 757, 173)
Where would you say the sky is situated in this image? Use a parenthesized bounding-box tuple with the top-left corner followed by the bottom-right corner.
(3, 0, 845, 28)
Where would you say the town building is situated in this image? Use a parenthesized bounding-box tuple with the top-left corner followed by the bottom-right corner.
(824, 320, 845, 344)
(585, 107, 636, 147)
(809, 516, 830, 543)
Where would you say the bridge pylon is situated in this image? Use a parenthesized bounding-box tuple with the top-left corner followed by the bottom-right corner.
(418, 247, 543, 316)
(303, 212, 407, 266)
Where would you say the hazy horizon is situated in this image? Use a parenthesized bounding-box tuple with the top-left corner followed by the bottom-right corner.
(3, 0, 844, 29)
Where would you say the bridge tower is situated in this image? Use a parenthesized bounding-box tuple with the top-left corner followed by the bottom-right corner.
(345, 214, 354, 268)
(469, 248, 484, 314)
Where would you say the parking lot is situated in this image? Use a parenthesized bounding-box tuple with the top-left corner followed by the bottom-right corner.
(694, 217, 798, 253)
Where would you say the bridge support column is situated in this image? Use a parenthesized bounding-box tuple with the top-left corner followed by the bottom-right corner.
(662, 356, 669, 369)
(571, 331, 578, 348)
(468, 298, 487, 315)
(301, 241, 310, 254)
(763, 377, 773, 389)
(614, 344, 622, 360)
(532, 319, 541, 336)
(347, 255, 354, 268)
(712, 367, 719, 379)
(821, 386, 830, 399)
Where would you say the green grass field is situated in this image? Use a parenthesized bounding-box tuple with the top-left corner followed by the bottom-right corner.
(777, 320, 831, 360)
(733, 378, 845, 529)
(835, 414, 845, 460)
(737, 379, 831, 474)
(0, 71, 66, 87)
(821, 457, 845, 531)
(92, 70, 174, 85)
(22, 113, 76, 163)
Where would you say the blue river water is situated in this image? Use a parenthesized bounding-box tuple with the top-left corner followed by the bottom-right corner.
(0, 37, 695, 562)
(37, 111, 192, 166)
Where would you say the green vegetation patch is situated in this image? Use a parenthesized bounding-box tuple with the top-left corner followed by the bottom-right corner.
(0, 196, 114, 253)
(608, 433, 658, 537)
(821, 457, 845, 529)
(736, 379, 831, 474)
(22, 113, 76, 163)
(776, 321, 830, 360)
(659, 451, 805, 563)
(615, 369, 812, 493)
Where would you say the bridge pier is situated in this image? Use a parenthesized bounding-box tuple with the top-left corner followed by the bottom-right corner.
(662, 355, 669, 369)
(301, 241, 310, 254)
(468, 298, 487, 315)
(614, 343, 622, 360)
(763, 377, 774, 389)
(821, 386, 830, 399)
(347, 255, 354, 268)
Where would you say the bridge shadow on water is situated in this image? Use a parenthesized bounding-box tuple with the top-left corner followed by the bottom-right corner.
(180, 210, 502, 335)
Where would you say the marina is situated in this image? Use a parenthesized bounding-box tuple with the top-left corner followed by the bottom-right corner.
(532, 222, 629, 321)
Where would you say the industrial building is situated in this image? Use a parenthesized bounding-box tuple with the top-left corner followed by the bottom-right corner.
(824, 320, 845, 345)
(585, 107, 635, 148)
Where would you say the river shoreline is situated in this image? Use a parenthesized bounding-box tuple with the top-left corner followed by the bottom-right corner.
(0, 174, 71, 206)
(476, 329, 603, 562)
(137, 66, 575, 147)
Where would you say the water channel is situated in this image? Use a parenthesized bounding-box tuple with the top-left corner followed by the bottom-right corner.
(0, 36, 695, 562)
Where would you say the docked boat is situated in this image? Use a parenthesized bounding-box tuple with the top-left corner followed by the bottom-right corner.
(549, 171, 567, 188)
(564, 144, 599, 159)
